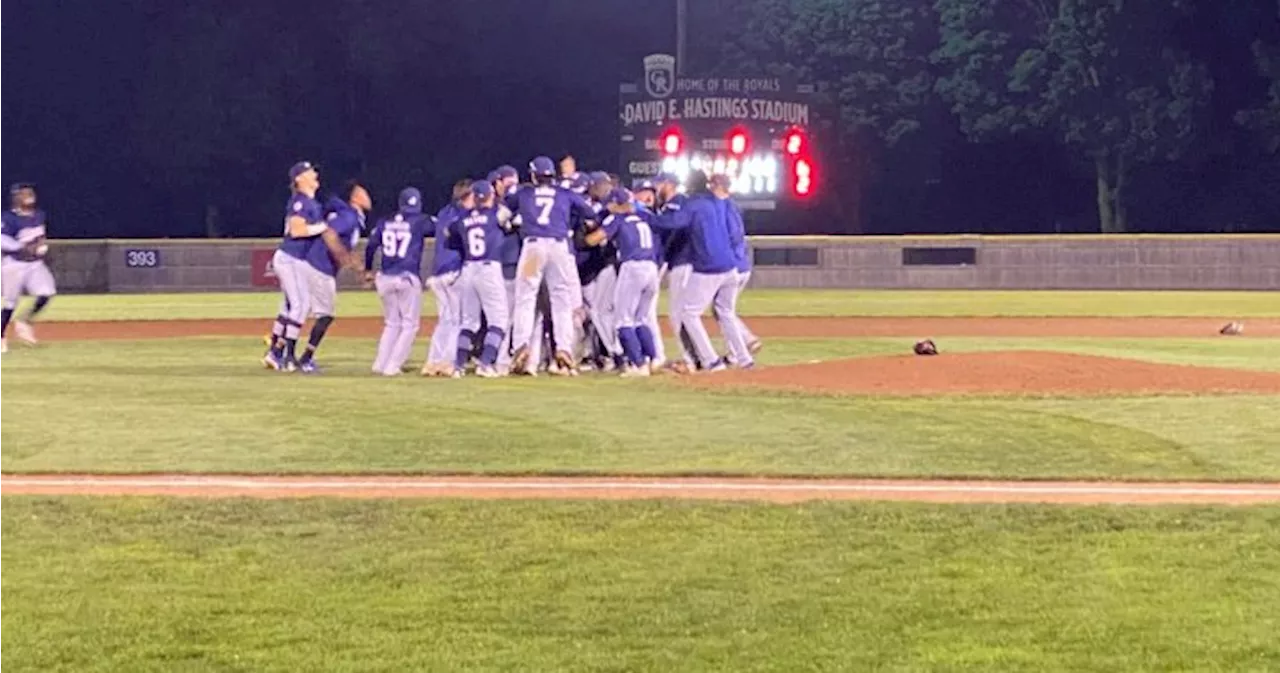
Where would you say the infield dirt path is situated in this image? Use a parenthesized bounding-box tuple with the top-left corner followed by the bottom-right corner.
(34, 316, 1280, 341)
(4, 474, 1279, 505)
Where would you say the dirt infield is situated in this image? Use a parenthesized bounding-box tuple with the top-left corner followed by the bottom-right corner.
(688, 351, 1280, 396)
(3, 474, 1279, 505)
(33, 316, 1280, 341)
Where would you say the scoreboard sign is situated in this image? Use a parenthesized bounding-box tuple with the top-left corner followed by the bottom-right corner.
(619, 54, 818, 210)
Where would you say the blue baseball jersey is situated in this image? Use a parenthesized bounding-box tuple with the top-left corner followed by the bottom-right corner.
(305, 198, 362, 277)
(368, 211, 433, 278)
(602, 211, 660, 264)
(499, 228, 522, 280)
(449, 206, 508, 264)
(653, 193, 739, 274)
(430, 203, 464, 276)
(278, 193, 324, 259)
(726, 199, 751, 273)
(506, 184, 596, 241)
(658, 194, 692, 267)
(575, 199, 615, 282)
(1, 209, 48, 258)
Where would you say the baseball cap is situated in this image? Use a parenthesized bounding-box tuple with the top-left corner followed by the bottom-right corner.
(398, 187, 423, 213)
(569, 173, 591, 193)
(8, 182, 35, 194)
(608, 187, 633, 206)
(495, 165, 519, 180)
(654, 172, 679, 185)
(632, 178, 656, 193)
(486, 170, 502, 184)
(288, 161, 318, 181)
(529, 156, 556, 176)
(588, 171, 612, 187)
(471, 181, 494, 199)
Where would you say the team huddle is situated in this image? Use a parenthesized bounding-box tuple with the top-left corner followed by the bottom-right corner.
(262, 155, 761, 377)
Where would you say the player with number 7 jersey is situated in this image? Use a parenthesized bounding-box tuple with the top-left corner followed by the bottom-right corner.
(365, 187, 433, 376)
(446, 181, 513, 377)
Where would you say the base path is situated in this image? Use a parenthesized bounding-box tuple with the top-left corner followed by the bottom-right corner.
(33, 316, 1280, 341)
(4, 474, 1279, 505)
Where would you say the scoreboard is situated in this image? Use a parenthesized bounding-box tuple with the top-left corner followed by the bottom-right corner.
(618, 54, 819, 211)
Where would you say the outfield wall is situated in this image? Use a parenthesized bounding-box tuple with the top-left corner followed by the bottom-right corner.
(45, 235, 1280, 293)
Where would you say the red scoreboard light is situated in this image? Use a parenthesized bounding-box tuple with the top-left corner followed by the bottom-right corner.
(784, 128, 806, 156)
(793, 158, 814, 196)
(727, 128, 749, 155)
(660, 128, 683, 155)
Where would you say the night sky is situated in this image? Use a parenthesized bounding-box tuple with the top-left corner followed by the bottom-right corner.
(2, 0, 1278, 236)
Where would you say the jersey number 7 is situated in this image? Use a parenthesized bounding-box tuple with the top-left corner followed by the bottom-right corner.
(534, 196, 555, 225)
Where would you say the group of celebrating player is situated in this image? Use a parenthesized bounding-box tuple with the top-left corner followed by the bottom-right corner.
(261, 154, 761, 378)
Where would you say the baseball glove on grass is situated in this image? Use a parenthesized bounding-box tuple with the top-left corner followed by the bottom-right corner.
(913, 339, 938, 356)
(1220, 322, 1244, 335)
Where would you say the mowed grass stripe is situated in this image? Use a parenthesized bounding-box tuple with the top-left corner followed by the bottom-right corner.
(3, 338, 1279, 479)
(3, 498, 1278, 672)
(28, 289, 1280, 322)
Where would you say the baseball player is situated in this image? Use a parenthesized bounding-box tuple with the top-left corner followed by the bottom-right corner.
(651, 171, 752, 372)
(577, 172, 624, 370)
(655, 173, 699, 371)
(590, 188, 661, 377)
(366, 187, 432, 376)
(294, 181, 369, 373)
(630, 178, 666, 368)
(728, 195, 762, 358)
(263, 162, 348, 371)
(504, 156, 597, 376)
(1, 183, 56, 353)
(421, 180, 472, 377)
(446, 181, 511, 378)
(492, 166, 523, 374)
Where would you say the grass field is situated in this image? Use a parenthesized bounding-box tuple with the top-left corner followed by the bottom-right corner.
(4, 289, 1278, 671)
(5, 497, 1279, 672)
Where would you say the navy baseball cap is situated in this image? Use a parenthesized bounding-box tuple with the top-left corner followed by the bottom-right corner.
(569, 173, 590, 193)
(588, 171, 612, 186)
(399, 187, 423, 213)
(288, 161, 317, 181)
(471, 181, 494, 199)
(608, 187, 633, 206)
(655, 172, 679, 185)
(486, 170, 502, 184)
(632, 178, 656, 193)
(495, 165, 519, 180)
(529, 156, 556, 176)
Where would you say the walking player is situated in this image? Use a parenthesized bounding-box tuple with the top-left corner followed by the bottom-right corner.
(448, 181, 511, 378)
(1, 183, 56, 353)
(366, 187, 432, 376)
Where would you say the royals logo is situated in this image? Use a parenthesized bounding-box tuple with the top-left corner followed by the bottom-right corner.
(643, 54, 676, 99)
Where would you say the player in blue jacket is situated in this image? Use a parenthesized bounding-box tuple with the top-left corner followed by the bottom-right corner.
(651, 172, 753, 371)
(366, 187, 433, 376)
(421, 180, 472, 377)
(503, 156, 598, 376)
(654, 173, 698, 371)
(447, 181, 512, 378)
(294, 182, 369, 373)
(491, 166, 523, 374)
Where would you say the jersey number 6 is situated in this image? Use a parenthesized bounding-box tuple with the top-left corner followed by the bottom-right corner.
(467, 227, 486, 257)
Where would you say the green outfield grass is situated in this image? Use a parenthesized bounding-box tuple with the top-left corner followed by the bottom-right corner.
(3, 337, 1278, 478)
(27, 289, 1280, 321)
(4, 497, 1278, 672)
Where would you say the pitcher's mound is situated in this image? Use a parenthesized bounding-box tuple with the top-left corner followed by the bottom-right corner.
(688, 351, 1280, 396)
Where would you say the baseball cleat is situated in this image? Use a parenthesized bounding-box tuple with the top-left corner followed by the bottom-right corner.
(476, 365, 501, 378)
(282, 358, 299, 373)
(298, 360, 320, 374)
(511, 345, 530, 373)
(706, 358, 729, 373)
(552, 351, 579, 377)
(450, 369, 464, 379)
(420, 362, 437, 377)
(262, 351, 283, 370)
(14, 321, 36, 345)
(438, 365, 456, 378)
(668, 360, 692, 375)
(620, 364, 651, 378)
(747, 339, 764, 354)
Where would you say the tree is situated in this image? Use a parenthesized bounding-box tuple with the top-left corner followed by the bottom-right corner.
(933, 0, 1213, 233)
(1235, 1, 1280, 152)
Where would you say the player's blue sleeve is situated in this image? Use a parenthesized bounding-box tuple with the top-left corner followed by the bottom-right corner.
(600, 214, 621, 241)
(504, 190, 522, 212)
(568, 192, 598, 226)
(364, 221, 382, 271)
(652, 201, 695, 230)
